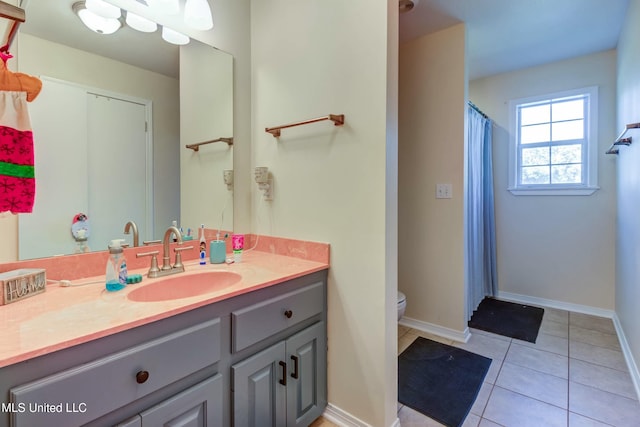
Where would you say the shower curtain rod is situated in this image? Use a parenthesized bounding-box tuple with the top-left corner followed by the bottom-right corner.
(469, 101, 489, 120)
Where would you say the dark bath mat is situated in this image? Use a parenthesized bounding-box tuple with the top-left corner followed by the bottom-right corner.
(469, 297, 544, 343)
(398, 337, 491, 427)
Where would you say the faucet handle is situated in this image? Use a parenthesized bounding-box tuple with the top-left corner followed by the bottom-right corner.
(137, 250, 160, 277)
(143, 239, 162, 246)
(173, 246, 194, 269)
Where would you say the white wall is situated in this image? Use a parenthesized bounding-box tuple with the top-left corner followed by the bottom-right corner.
(398, 24, 468, 334)
(470, 50, 617, 310)
(615, 0, 640, 383)
(180, 42, 234, 234)
(250, 1, 398, 425)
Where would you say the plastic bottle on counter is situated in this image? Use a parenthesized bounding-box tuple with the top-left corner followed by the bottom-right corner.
(105, 239, 127, 292)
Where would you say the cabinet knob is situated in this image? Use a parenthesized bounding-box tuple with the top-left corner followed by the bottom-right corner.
(136, 370, 150, 384)
(284, 310, 293, 319)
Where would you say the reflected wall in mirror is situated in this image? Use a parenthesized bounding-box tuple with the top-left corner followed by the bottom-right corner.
(5, 0, 233, 261)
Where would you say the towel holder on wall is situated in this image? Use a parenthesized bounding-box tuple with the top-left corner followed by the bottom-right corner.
(185, 137, 233, 152)
(265, 114, 345, 138)
(0, 1, 26, 53)
(605, 122, 640, 155)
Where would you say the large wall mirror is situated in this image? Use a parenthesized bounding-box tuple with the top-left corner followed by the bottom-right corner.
(13, 0, 233, 260)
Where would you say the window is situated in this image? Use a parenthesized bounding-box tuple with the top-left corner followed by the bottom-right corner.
(508, 87, 599, 195)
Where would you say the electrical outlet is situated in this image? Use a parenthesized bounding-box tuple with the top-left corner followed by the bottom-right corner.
(436, 183, 452, 199)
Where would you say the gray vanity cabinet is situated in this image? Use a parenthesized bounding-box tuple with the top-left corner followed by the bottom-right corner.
(232, 321, 326, 427)
(117, 375, 223, 427)
(0, 269, 327, 427)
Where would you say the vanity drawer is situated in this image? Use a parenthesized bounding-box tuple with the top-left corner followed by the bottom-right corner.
(232, 281, 324, 352)
(10, 318, 220, 427)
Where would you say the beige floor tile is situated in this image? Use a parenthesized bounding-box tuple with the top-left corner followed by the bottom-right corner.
(484, 386, 567, 427)
(569, 313, 616, 335)
(569, 381, 640, 427)
(478, 419, 503, 427)
(515, 332, 569, 356)
(399, 332, 418, 354)
(570, 358, 637, 399)
(470, 382, 493, 416)
(397, 405, 446, 427)
(544, 307, 570, 325)
(506, 342, 569, 379)
(309, 416, 339, 427)
(568, 412, 614, 426)
(496, 362, 568, 408)
(483, 358, 503, 385)
(469, 327, 512, 343)
(452, 332, 511, 361)
(569, 340, 628, 372)
(569, 326, 621, 351)
(540, 318, 570, 339)
(462, 412, 481, 427)
(398, 325, 411, 338)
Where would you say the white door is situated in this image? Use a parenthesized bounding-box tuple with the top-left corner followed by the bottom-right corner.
(87, 94, 149, 251)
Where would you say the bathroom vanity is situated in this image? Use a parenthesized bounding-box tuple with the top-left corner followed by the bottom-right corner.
(0, 250, 328, 427)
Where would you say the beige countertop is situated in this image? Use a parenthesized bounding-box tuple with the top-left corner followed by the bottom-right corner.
(0, 250, 329, 368)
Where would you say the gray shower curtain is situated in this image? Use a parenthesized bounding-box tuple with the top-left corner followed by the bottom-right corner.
(466, 103, 498, 320)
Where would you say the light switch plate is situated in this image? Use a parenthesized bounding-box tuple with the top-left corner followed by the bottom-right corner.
(436, 183, 452, 199)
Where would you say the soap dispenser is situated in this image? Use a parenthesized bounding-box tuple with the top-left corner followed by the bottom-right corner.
(105, 239, 127, 292)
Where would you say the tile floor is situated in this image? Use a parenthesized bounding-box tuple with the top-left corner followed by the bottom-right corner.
(398, 308, 640, 427)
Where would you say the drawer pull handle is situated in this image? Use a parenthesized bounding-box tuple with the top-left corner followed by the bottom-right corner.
(279, 361, 287, 386)
(284, 310, 293, 319)
(136, 370, 150, 384)
(291, 355, 299, 379)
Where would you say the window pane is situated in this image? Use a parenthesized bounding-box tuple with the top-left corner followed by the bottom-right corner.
(551, 164, 582, 184)
(520, 104, 550, 126)
(522, 147, 549, 166)
(521, 123, 550, 144)
(551, 144, 581, 164)
(552, 99, 584, 121)
(552, 119, 583, 141)
(521, 166, 549, 184)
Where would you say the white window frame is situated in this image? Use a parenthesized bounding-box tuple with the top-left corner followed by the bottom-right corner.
(508, 86, 599, 196)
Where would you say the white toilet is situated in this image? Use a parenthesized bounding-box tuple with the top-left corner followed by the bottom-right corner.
(397, 291, 407, 321)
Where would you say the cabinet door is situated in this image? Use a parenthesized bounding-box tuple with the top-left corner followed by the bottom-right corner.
(285, 322, 327, 427)
(232, 342, 286, 427)
(139, 375, 223, 427)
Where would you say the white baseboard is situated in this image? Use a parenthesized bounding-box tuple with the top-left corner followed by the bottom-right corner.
(612, 314, 640, 401)
(399, 316, 471, 343)
(497, 291, 615, 319)
(322, 403, 400, 427)
(498, 291, 640, 401)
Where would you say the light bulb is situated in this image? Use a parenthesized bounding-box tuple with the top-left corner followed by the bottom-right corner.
(161, 26, 189, 45)
(86, 0, 121, 19)
(73, 2, 122, 35)
(184, 0, 213, 30)
(126, 11, 158, 33)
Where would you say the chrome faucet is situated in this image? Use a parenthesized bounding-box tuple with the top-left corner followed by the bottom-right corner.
(137, 226, 192, 278)
(123, 221, 139, 247)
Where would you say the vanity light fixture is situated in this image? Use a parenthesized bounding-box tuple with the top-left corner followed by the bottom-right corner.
(146, 0, 180, 15)
(72, 2, 122, 35)
(85, 0, 121, 19)
(161, 26, 189, 45)
(184, 0, 213, 30)
(126, 11, 158, 33)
